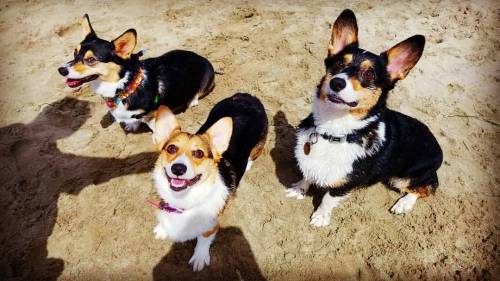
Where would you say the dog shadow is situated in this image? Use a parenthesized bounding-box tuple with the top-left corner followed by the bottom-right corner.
(152, 226, 267, 281)
(270, 111, 326, 210)
(0, 97, 156, 281)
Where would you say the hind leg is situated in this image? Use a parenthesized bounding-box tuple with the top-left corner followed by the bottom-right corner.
(246, 135, 266, 171)
(389, 174, 437, 214)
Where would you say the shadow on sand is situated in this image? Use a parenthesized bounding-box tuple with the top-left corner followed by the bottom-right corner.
(153, 226, 267, 281)
(0, 97, 156, 281)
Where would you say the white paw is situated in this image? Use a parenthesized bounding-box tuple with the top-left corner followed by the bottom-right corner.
(285, 180, 307, 200)
(390, 193, 418, 214)
(189, 248, 210, 272)
(123, 121, 141, 132)
(189, 96, 199, 107)
(245, 160, 253, 172)
(310, 209, 331, 227)
(153, 225, 168, 240)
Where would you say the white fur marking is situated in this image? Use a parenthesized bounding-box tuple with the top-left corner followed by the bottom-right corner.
(189, 233, 215, 272)
(90, 72, 130, 98)
(189, 94, 199, 107)
(390, 193, 418, 214)
(285, 179, 310, 200)
(310, 192, 349, 227)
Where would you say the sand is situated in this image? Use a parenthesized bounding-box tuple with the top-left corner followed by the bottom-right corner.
(0, 0, 499, 280)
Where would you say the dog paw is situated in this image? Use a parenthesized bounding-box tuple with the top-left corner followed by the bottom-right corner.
(153, 225, 168, 240)
(310, 209, 331, 227)
(189, 249, 210, 272)
(245, 160, 253, 172)
(285, 181, 307, 200)
(123, 121, 141, 132)
(390, 193, 418, 214)
(189, 96, 199, 107)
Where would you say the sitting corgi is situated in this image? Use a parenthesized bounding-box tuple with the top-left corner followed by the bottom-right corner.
(287, 9, 443, 227)
(151, 93, 268, 271)
(58, 14, 215, 132)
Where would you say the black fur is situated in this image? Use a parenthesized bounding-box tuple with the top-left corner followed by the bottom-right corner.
(197, 93, 268, 190)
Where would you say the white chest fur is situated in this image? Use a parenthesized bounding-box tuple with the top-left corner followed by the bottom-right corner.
(295, 95, 385, 187)
(295, 127, 366, 187)
(153, 168, 229, 242)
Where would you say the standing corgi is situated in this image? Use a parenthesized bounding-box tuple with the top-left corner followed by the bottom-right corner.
(287, 9, 443, 227)
(151, 93, 268, 271)
(58, 14, 214, 132)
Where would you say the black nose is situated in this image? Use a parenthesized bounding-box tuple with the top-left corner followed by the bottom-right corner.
(171, 163, 187, 176)
(330, 77, 346, 92)
(58, 67, 69, 76)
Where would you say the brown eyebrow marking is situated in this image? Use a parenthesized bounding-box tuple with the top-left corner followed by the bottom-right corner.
(361, 60, 373, 69)
(344, 54, 353, 64)
(84, 50, 95, 59)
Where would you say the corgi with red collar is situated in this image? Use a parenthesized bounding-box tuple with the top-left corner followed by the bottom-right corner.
(151, 93, 268, 271)
(58, 15, 214, 132)
(287, 10, 443, 227)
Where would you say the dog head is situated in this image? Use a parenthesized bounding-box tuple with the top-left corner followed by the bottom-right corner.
(317, 9, 425, 118)
(153, 106, 233, 194)
(57, 14, 138, 88)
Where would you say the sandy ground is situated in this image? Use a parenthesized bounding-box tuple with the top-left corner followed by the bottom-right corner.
(0, 0, 499, 280)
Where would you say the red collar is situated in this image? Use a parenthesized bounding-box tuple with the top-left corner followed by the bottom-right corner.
(103, 68, 144, 109)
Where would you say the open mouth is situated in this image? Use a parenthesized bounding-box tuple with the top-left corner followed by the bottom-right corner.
(166, 173, 202, 192)
(327, 93, 358, 107)
(66, 75, 99, 88)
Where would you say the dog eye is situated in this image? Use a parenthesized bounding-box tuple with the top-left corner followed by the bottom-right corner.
(192, 150, 204, 159)
(166, 144, 178, 154)
(84, 57, 97, 65)
(362, 69, 375, 81)
(335, 60, 345, 68)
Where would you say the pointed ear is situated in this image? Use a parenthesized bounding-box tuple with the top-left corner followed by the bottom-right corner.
(153, 106, 180, 151)
(382, 35, 425, 82)
(206, 117, 233, 159)
(81, 14, 95, 38)
(328, 9, 358, 57)
(112, 29, 137, 59)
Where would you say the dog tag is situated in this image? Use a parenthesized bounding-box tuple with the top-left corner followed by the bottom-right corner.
(304, 142, 311, 155)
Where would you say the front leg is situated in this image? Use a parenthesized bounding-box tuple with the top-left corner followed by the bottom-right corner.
(189, 229, 217, 272)
(285, 179, 310, 200)
(122, 120, 141, 132)
(310, 188, 350, 227)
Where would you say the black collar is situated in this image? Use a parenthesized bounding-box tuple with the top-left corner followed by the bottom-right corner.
(306, 114, 380, 145)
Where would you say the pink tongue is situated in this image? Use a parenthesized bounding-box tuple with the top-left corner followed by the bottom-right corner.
(170, 178, 188, 187)
(66, 79, 82, 88)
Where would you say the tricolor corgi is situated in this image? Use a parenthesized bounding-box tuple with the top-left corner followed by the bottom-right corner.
(287, 9, 443, 227)
(151, 93, 268, 271)
(58, 14, 214, 132)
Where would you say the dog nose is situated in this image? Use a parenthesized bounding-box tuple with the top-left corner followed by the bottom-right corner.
(171, 163, 187, 176)
(58, 67, 69, 76)
(330, 77, 346, 92)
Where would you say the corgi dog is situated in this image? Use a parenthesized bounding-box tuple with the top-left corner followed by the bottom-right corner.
(151, 93, 268, 271)
(58, 14, 215, 132)
(287, 9, 443, 227)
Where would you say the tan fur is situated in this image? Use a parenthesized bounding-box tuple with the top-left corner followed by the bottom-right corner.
(249, 135, 267, 161)
(344, 54, 353, 64)
(348, 77, 382, 118)
(319, 73, 334, 102)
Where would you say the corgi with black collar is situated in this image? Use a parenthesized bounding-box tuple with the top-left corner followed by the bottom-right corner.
(58, 14, 215, 132)
(287, 9, 443, 227)
(151, 93, 268, 271)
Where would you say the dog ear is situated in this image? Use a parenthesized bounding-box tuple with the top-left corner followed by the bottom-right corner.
(328, 9, 358, 57)
(81, 14, 96, 38)
(206, 117, 233, 159)
(112, 29, 137, 59)
(381, 35, 425, 82)
(153, 106, 180, 151)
